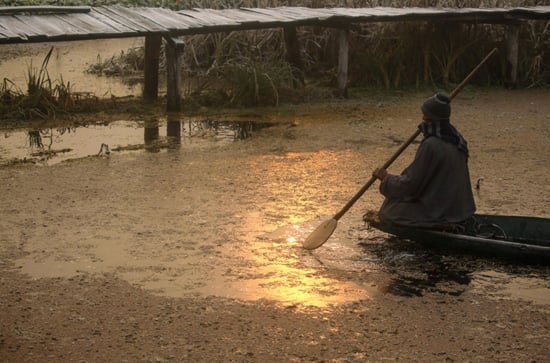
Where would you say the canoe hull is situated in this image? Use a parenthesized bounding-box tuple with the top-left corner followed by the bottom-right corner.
(367, 213, 550, 263)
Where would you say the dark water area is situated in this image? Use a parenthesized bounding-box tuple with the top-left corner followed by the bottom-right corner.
(358, 232, 550, 301)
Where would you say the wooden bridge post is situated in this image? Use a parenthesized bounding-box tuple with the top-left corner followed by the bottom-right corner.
(505, 23, 520, 88)
(164, 37, 186, 112)
(143, 34, 161, 101)
(283, 26, 305, 86)
(336, 28, 349, 98)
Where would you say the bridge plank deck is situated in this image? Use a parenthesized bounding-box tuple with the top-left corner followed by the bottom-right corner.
(132, 8, 196, 31)
(240, 8, 298, 23)
(86, 11, 137, 34)
(96, 6, 164, 33)
(0, 17, 32, 39)
(55, 12, 121, 35)
(180, 8, 241, 28)
(0, 5, 548, 44)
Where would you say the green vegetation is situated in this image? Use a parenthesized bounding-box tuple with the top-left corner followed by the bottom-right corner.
(0, 47, 76, 119)
(0, 47, 144, 122)
(217, 59, 296, 107)
(86, 47, 144, 77)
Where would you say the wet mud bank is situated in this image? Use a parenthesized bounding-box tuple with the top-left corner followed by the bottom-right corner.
(1, 89, 549, 362)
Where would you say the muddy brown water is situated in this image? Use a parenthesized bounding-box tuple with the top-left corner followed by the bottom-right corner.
(1, 40, 549, 311)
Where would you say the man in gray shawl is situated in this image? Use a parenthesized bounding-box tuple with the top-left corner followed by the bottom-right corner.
(372, 92, 476, 227)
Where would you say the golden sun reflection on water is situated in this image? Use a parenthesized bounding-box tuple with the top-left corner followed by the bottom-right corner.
(231, 263, 369, 309)
(227, 148, 374, 308)
(212, 229, 370, 309)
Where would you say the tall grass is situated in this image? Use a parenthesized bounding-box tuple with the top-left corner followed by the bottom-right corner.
(21, 47, 78, 118)
(0, 47, 96, 120)
(217, 58, 298, 106)
(87, 47, 145, 76)
(24, 47, 59, 118)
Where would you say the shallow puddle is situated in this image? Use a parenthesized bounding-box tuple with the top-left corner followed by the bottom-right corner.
(15, 213, 374, 308)
(471, 270, 550, 306)
(0, 119, 275, 165)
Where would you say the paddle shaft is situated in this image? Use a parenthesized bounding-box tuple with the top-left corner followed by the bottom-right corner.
(332, 48, 498, 222)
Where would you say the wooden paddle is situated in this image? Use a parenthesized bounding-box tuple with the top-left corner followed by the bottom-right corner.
(303, 48, 498, 250)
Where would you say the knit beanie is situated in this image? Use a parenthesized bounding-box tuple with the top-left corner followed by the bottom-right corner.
(421, 92, 451, 121)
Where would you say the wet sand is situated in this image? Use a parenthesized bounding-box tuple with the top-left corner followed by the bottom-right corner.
(1, 89, 549, 362)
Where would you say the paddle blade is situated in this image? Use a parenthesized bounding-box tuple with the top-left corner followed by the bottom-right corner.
(302, 218, 338, 250)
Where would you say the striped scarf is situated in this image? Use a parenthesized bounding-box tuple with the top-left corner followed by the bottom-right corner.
(418, 120, 469, 157)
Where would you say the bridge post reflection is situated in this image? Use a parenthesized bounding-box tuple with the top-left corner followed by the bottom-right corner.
(166, 115, 181, 143)
(144, 117, 182, 152)
(144, 119, 159, 145)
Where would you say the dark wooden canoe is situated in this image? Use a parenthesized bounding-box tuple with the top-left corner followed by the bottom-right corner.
(366, 213, 550, 263)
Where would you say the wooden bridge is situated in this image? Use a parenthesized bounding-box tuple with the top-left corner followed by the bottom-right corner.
(1, 5, 549, 110)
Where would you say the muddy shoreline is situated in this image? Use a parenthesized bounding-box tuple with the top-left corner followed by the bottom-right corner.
(1, 89, 549, 362)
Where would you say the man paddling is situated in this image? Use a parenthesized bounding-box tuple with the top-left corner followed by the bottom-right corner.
(372, 92, 476, 227)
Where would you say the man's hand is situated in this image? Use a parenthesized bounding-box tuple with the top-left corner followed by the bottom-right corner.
(372, 167, 388, 181)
